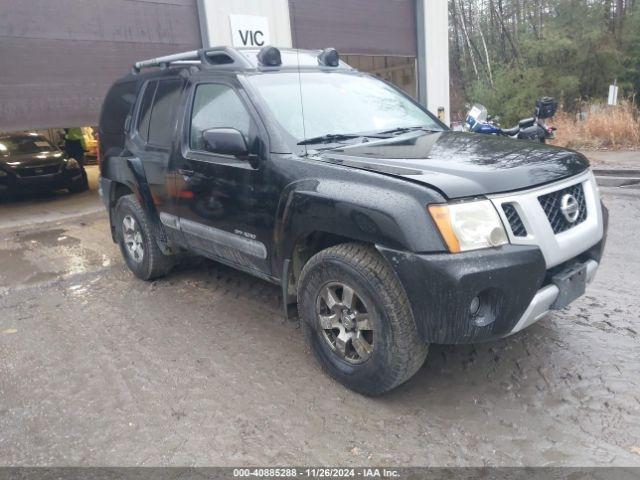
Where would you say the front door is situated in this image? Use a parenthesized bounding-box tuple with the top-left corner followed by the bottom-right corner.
(171, 80, 273, 277)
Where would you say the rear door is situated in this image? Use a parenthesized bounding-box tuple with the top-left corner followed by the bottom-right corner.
(130, 76, 186, 245)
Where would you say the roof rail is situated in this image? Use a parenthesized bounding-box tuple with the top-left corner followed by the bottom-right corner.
(132, 47, 253, 74)
(133, 50, 199, 73)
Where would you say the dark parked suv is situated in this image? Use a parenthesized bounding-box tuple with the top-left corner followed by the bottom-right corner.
(0, 133, 88, 195)
(99, 46, 607, 395)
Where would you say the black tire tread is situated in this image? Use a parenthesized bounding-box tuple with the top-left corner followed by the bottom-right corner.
(115, 194, 173, 281)
(68, 169, 89, 193)
(299, 243, 428, 395)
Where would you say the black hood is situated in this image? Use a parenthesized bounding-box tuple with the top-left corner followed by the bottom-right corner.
(319, 131, 589, 198)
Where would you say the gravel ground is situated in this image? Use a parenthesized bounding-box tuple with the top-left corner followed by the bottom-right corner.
(0, 186, 639, 467)
(587, 151, 640, 170)
(0, 165, 101, 230)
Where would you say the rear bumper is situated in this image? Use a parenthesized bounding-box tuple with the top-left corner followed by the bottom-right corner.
(378, 233, 606, 345)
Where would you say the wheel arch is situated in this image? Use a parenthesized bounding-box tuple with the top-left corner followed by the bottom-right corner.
(103, 157, 172, 254)
(274, 177, 446, 320)
(104, 179, 136, 243)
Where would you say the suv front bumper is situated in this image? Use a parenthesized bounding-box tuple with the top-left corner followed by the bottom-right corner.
(377, 203, 608, 345)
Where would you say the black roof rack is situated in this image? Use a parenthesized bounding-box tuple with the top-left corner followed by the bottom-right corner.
(132, 46, 252, 74)
(131, 46, 350, 75)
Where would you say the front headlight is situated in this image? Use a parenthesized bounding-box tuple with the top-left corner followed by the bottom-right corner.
(428, 199, 508, 253)
(65, 158, 80, 170)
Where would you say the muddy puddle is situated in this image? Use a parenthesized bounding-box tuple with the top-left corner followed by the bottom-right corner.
(0, 227, 111, 289)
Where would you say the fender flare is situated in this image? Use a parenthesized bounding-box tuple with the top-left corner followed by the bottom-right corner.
(103, 156, 174, 255)
(274, 177, 447, 318)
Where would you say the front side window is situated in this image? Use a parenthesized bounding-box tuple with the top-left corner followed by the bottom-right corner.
(246, 72, 443, 142)
(189, 84, 252, 151)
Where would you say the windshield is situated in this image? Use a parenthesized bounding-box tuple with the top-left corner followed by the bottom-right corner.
(246, 72, 443, 143)
(0, 135, 55, 155)
(466, 104, 488, 124)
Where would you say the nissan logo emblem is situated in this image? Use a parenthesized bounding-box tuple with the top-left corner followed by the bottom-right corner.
(560, 193, 580, 223)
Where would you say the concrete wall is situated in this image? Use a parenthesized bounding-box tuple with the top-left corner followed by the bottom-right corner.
(197, 0, 292, 48)
(0, 0, 201, 131)
(416, 0, 451, 124)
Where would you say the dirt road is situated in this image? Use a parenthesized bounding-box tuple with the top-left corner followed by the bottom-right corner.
(0, 186, 639, 467)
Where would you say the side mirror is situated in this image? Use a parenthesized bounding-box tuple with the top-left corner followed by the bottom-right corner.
(202, 128, 248, 157)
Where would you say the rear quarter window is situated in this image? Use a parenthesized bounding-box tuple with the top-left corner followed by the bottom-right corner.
(134, 78, 184, 148)
(100, 81, 138, 135)
(148, 78, 184, 147)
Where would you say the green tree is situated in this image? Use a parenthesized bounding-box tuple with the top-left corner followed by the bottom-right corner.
(450, 0, 639, 124)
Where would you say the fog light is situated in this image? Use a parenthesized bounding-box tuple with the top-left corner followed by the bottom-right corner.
(469, 296, 481, 316)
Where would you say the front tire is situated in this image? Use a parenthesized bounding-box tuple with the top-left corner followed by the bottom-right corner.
(114, 194, 174, 280)
(68, 168, 89, 193)
(298, 243, 428, 396)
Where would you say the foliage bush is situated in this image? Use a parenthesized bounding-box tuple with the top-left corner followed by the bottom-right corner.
(450, 0, 640, 129)
(551, 102, 640, 150)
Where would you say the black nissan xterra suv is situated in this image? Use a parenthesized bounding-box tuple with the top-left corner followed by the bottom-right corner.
(98, 46, 607, 395)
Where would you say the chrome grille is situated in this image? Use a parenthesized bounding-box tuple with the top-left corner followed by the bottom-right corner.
(502, 203, 527, 237)
(538, 183, 587, 234)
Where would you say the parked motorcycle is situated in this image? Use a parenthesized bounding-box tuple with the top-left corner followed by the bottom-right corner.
(465, 97, 557, 143)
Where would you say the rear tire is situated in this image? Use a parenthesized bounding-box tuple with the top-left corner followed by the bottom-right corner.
(298, 243, 428, 396)
(114, 194, 174, 280)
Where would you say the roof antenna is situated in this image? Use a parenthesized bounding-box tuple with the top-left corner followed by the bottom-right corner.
(296, 48, 308, 156)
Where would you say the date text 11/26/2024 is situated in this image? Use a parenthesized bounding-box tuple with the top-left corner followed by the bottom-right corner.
(233, 468, 400, 478)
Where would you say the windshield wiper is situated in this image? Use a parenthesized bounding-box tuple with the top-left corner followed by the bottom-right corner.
(376, 126, 440, 136)
(297, 133, 362, 146)
(297, 127, 440, 146)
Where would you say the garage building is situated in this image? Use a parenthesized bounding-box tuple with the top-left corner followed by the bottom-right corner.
(0, 0, 449, 132)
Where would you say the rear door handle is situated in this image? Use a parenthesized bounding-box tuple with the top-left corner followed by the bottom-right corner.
(177, 168, 194, 176)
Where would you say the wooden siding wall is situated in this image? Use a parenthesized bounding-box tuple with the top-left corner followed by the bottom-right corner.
(289, 0, 417, 57)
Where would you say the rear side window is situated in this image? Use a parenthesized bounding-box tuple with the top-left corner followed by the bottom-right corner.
(149, 79, 184, 146)
(100, 81, 137, 134)
(136, 78, 184, 148)
(190, 84, 252, 151)
(136, 81, 156, 143)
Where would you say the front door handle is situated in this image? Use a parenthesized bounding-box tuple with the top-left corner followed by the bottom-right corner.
(177, 168, 194, 176)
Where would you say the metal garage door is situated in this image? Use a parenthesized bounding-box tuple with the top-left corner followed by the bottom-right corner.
(0, 0, 201, 131)
(288, 0, 417, 57)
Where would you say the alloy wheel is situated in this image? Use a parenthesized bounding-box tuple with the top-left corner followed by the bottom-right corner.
(122, 215, 144, 263)
(316, 282, 374, 364)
